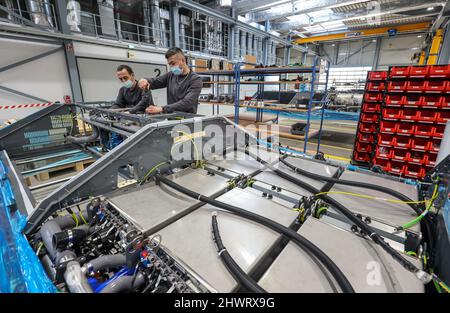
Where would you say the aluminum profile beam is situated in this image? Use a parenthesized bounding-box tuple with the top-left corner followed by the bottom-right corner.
(177, 0, 306, 52)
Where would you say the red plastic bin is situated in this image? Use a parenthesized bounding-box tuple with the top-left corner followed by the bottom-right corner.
(417, 110, 437, 123)
(365, 92, 383, 102)
(411, 138, 429, 151)
(389, 161, 406, 176)
(393, 136, 411, 149)
(409, 66, 430, 78)
(425, 80, 447, 92)
(382, 108, 402, 120)
(378, 133, 395, 147)
(423, 153, 437, 167)
(380, 121, 397, 133)
(359, 122, 376, 133)
(390, 66, 410, 78)
(433, 125, 445, 138)
(422, 95, 443, 108)
(415, 124, 434, 137)
(353, 151, 371, 163)
(436, 111, 450, 123)
(404, 164, 425, 179)
(443, 95, 450, 108)
(388, 81, 407, 92)
(358, 133, 375, 143)
(428, 139, 441, 153)
(392, 148, 410, 161)
(372, 158, 391, 172)
(367, 82, 385, 91)
(361, 113, 379, 123)
(409, 151, 425, 164)
(375, 146, 394, 159)
(429, 65, 450, 78)
(404, 94, 423, 107)
(400, 108, 418, 121)
(368, 71, 388, 81)
(356, 142, 373, 153)
(362, 103, 380, 113)
(406, 81, 426, 92)
(386, 95, 405, 106)
(397, 122, 415, 135)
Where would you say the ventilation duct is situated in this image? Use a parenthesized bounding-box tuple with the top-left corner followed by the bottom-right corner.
(97, 0, 115, 37)
(25, 0, 54, 28)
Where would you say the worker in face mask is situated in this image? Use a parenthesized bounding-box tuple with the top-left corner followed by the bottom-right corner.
(112, 65, 154, 114)
(138, 47, 203, 115)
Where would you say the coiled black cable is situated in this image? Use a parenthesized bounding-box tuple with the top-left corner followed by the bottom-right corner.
(155, 173, 355, 293)
(245, 150, 421, 275)
(211, 213, 267, 293)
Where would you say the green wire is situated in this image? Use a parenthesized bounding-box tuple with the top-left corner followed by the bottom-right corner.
(406, 251, 417, 257)
(139, 161, 168, 184)
(400, 184, 439, 230)
(315, 207, 327, 218)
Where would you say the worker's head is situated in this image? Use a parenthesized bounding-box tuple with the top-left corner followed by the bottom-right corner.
(116, 65, 136, 88)
(165, 47, 188, 75)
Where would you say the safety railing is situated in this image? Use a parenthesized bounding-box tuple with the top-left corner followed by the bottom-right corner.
(0, 0, 58, 30)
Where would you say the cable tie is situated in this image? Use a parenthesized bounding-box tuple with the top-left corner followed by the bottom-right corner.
(369, 232, 377, 239)
(197, 194, 202, 201)
(218, 248, 227, 256)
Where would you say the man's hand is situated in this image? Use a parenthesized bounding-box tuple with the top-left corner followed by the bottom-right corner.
(138, 78, 150, 91)
(145, 106, 163, 114)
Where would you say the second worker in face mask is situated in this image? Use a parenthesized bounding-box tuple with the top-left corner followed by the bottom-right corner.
(138, 47, 203, 114)
(112, 64, 154, 114)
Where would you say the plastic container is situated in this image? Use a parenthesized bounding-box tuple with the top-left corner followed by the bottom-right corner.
(388, 81, 407, 92)
(382, 108, 402, 120)
(423, 153, 437, 167)
(378, 133, 395, 147)
(411, 137, 429, 151)
(361, 113, 379, 123)
(353, 151, 371, 163)
(359, 122, 376, 133)
(406, 81, 426, 92)
(428, 139, 441, 153)
(404, 164, 425, 179)
(404, 94, 423, 107)
(358, 133, 375, 143)
(422, 95, 443, 108)
(362, 103, 380, 113)
(375, 146, 394, 159)
(367, 82, 385, 91)
(417, 110, 437, 122)
(393, 136, 411, 149)
(379, 121, 397, 133)
(433, 125, 445, 138)
(400, 108, 418, 121)
(365, 92, 383, 102)
(356, 142, 373, 153)
(415, 124, 434, 137)
(390, 66, 410, 78)
(425, 80, 447, 92)
(436, 111, 450, 124)
(389, 161, 406, 176)
(409, 151, 425, 164)
(409, 65, 430, 78)
(368, 71, 388, 81)
(429, 65, 450, 78)
(442, 95, 450, 108)
(372, 158, 391, 171)
(392, 148, 410, 161)
(385, 94, 405, 106)
(396, 122, 415, 135)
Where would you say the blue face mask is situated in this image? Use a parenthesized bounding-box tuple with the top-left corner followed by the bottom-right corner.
(170, 66, 183, 75)
(123, 80, 133, 89)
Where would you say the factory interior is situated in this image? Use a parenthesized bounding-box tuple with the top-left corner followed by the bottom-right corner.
(1, 0, 450, 298)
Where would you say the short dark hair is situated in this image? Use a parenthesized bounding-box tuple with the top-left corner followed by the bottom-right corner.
(116, 64, 134, 74)
(165, 47, 185, 60)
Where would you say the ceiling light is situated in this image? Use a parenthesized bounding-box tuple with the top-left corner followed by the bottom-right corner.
(411, 47, 419, 50)
(219, 0, 232, 6)
(427, 7, 434, 11)
(417, 35, 423, 38)
(331, 43, 335, 46)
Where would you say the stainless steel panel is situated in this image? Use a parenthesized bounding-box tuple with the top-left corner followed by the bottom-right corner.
(108, 168, 229, 234)
(328, 171, 419, 231)
(209, 150, 266, 176)
(258, 217, 424, 293)
(154, 188, 299, 292)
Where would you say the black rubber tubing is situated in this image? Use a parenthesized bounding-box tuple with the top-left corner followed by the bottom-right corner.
(155, 173, 355, 293)
(279, 155, 435, 264)
(246, 150, 420, 274)
(211, 214, 267, 293)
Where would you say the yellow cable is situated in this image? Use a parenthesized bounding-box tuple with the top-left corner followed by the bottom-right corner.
(79, 212, 88, 225)
(314, 191, 429, 205)
(71, 213, 79, 227)
(174, 131, 201, 167)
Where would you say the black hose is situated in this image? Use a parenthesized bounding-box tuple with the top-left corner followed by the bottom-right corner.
(246, 150, 420, 274)
(279, 156, 435, 264)
(155, 173, 355, 293)
(211, 213, 267, 293)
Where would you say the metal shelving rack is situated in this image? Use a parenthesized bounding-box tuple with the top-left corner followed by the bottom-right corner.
(198, 56, 331, 153)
